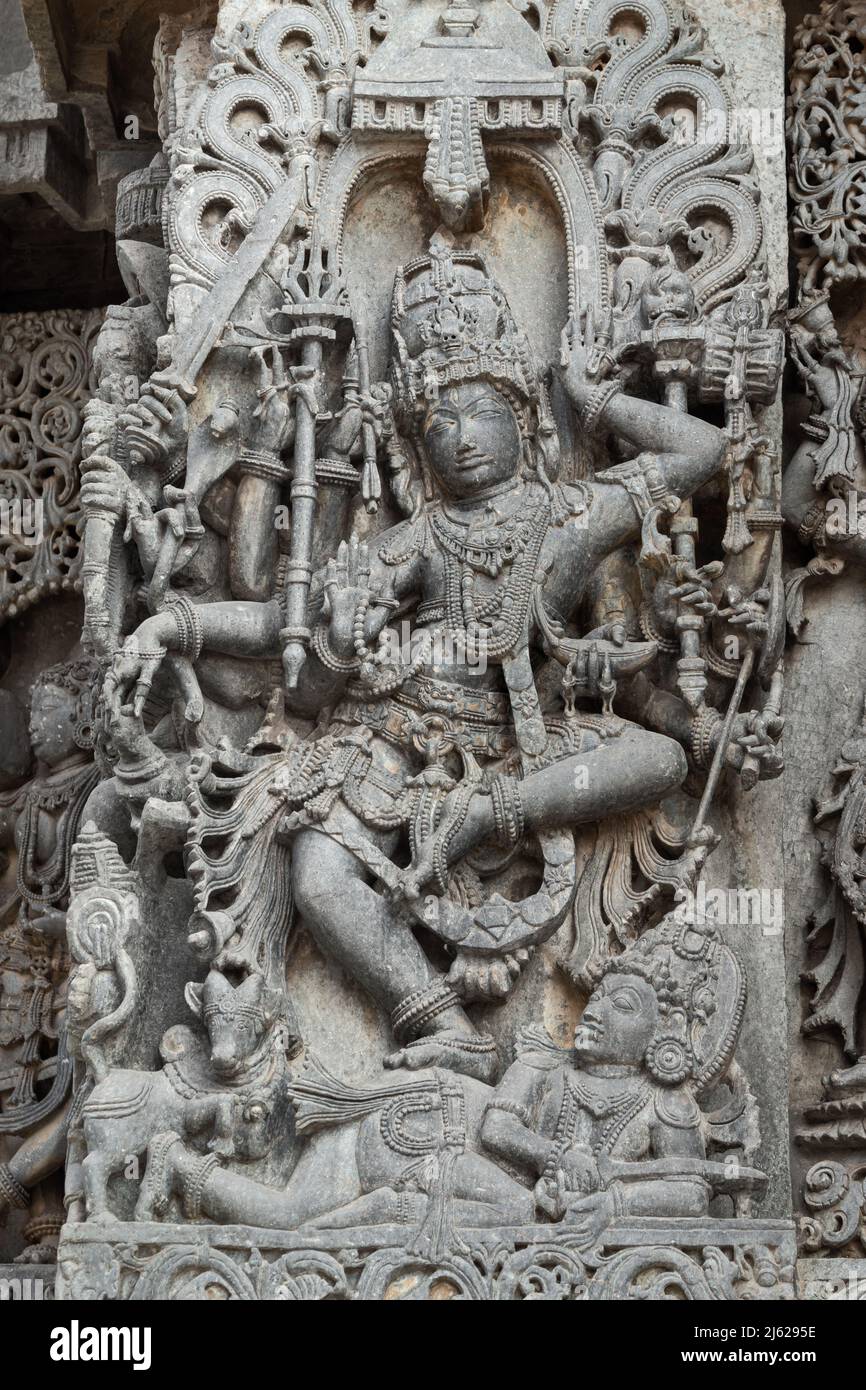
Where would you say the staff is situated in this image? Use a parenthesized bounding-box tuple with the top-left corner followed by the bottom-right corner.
(272, 234, 352, 687)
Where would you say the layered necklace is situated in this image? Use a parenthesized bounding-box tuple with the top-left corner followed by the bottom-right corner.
(430, 486, 551, 661)
(557, 1072, 650, 1157)
(16, 758, 100, 908)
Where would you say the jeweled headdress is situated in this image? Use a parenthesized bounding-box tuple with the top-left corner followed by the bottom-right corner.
(389, 238, 559, 498)
(35, 657, 101, 750)
(594, 916, 746, 1093)
(390, 239, 541, 417)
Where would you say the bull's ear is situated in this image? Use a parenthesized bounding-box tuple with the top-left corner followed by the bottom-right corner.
(184, 981, 204, 1018)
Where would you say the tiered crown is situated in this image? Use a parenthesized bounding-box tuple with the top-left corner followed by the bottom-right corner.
(390, 240, 540, 418)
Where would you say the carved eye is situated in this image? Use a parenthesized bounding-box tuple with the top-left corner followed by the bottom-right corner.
(612, 991, 637, 1012)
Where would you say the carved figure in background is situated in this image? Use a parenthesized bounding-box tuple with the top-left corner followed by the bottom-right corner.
(0, 658, 99, 1260)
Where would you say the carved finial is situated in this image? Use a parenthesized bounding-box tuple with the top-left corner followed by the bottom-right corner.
(70, 821, 138, 895)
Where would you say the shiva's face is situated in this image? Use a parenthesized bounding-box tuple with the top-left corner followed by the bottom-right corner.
(422, 382, 522, 500)
(572, 972, 660, 1068)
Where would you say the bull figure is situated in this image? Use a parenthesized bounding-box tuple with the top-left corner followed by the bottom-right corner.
(81, 969, 289, 1220)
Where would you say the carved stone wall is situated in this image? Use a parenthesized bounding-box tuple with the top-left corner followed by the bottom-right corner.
(0, 306, 99, 1276)
(2, 0, 866, 1304)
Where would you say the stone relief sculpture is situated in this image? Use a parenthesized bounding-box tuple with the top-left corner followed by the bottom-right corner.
(44, 0, 800, 1302)
(12, 0, 866, 1309)
(784, 0, 866, 1270)
(0, 309, 101, 624)
(0, 658, 99, 1262)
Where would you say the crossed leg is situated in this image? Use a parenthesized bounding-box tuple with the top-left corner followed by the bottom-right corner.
(403, 726, 688, 897)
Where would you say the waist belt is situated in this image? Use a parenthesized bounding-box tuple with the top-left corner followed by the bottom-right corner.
(333, 696, 515, 759)
(345, 673, 511, 726)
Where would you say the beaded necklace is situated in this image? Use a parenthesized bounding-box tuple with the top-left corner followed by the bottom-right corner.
(430, 495, 551, 662)
(16, 761, 100, 908)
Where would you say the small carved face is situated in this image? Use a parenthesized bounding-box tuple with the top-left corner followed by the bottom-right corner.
(422, 382, 522, 498)
(29, 683, 78, 767)
(207, 1010, 262, 1077)
(573, 972, 660, 1068)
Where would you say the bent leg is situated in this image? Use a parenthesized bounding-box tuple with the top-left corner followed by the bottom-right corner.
(446, 728, 688, 865)
(293, 824, 441, 1012)
(520, 728, 688, 832)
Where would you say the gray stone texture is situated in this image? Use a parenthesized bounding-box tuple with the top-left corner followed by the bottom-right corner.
(0, 0, 863, 1302)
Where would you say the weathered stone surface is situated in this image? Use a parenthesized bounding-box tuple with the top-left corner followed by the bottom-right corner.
(1, 0, 866, 1306)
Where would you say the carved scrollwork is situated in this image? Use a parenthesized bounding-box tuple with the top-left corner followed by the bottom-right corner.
(0, 309, 101, 622)
(788, 1, 866, 290)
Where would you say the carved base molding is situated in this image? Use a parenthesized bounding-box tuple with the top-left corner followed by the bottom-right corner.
(55, 1219, 797, 1302)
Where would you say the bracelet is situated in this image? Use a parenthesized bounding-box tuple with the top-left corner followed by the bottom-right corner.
(391, 980, 460, 1041)
(581, 378, 623, 432)
(400, 1033, 496, 1055)
(485, 1098, 532, 1127)
(119, 645, 165, 660)
(238, 448, 291, 484)
(639, 602, 678, 654)
(115, 750, 168, 786)
(182, 1152, 220, 1220)
(608, 1179, 626, 1219)
(596, 457, 671, 524)
(690, 706, 723, 770)
(23, 1213, 63, 1243)
(797, 499, 827, 546)
(166, 594, 204, 662)
(311, 621, 360, 674)
(748, 512, 784, 532)
(490, 774, 526, 847)
(704, 643, 741, 681)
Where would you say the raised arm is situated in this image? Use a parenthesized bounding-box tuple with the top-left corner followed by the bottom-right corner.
(560, 327, 725, 559)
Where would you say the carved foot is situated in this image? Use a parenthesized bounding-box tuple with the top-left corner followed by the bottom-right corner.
(385, 1031, 499, 1083)
(14, 1242, 58, 1265)
(824, 1056, 866, 1095)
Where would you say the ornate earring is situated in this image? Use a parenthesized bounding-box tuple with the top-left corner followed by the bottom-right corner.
(645, 1011, 693, 1086)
